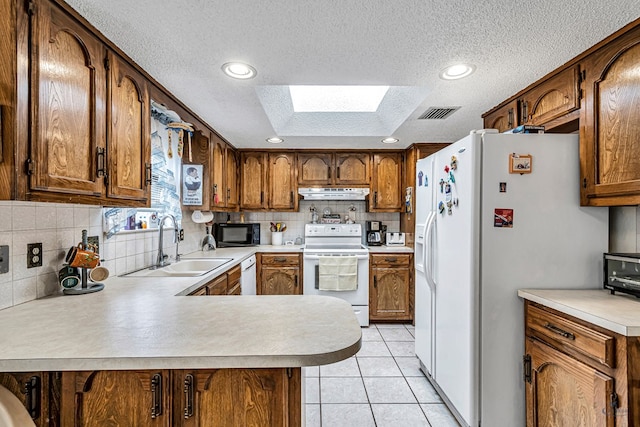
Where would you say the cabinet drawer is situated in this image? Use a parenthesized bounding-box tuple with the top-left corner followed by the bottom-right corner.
(260, 253, 300, 265)
(206, 275, 228, 295)
(189, 286, 207, 296)
(370, 254, 411, 266)
(527, 304, 615, 368)
(227, 264, 241, 284)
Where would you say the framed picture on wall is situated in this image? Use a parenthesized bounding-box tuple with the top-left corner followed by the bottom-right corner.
(182, 164, 203, 205)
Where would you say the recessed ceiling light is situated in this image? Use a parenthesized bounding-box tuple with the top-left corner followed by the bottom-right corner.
(289, 85, 389, 112)
(221, 62, 257, 79)
(266, 137, 284, 144)
(439, 64, 476, 80)
(381, 137, 399, 144)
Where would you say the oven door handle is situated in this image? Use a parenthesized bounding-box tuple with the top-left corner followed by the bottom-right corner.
(303, 254, 369, 260)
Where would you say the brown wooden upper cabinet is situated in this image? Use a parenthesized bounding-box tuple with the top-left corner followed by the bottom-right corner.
(29, 0, 107, 198)
(268, 153, 297, 211)
(579, 24, 640, 206)
(370, 152, 403, 212)
(240, 152, 297, 211)
(298, 152, 370, 186)
(240, 152, 267, 210)
(482, 100, 519, 133)
(27, 0, 151, 206)
(520, 65, 581, 126)
(106, 51, 151, 203)
(210, 134, 239, 211)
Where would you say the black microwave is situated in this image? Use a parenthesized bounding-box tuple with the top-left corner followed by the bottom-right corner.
(214, 223, 260, 247)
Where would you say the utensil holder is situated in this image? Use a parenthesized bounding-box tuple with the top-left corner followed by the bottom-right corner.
(271, 232, 283, 246)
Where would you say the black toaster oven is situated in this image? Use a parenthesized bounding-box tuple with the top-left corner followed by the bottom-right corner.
(604, 253, 640, 298)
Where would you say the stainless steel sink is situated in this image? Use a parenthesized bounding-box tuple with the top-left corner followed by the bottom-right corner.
(123, 258, 233, 277)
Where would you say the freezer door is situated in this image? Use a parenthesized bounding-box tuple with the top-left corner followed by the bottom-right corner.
(414, 156, 436, 375)
(432, 133, 481, 427)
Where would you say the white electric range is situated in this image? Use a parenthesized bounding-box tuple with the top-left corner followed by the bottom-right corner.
(303, 224, 369, 326)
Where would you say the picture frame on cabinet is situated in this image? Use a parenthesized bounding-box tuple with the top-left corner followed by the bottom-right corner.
(182, 164, 203, 205)
(509, 153, 532, 174)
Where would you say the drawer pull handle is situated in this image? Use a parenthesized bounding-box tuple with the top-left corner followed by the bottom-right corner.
(274, 257, 287, 262)
(544, 322, 575, 340)
(151, 373, 163, 419)
(384, 257, 398, 263)
(183, 374, 194, 419)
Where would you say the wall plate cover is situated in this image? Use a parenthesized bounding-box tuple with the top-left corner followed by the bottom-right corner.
(27, 243, 42, 268)
(0, 245, 8, 274)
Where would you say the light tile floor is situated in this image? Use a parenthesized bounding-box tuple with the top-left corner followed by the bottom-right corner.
(304, 323, 460, 426)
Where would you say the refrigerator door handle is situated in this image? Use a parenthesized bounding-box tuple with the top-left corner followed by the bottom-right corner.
(425, 211, 437, 290)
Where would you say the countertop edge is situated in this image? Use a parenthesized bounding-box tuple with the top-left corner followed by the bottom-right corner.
(518, 289, 640, 336)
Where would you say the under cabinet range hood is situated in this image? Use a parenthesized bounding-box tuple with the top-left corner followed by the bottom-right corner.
(298, 187, 370, 200)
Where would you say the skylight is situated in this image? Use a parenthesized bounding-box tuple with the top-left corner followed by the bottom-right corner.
(289, 85, 390, 112)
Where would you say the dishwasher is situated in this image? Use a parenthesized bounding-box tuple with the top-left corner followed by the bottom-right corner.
(240, 255, 257, 295)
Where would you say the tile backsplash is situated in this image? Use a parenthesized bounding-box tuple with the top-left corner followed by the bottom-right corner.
(0, 199, 398, 310)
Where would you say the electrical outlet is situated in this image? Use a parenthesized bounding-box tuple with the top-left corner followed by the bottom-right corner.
(88, 236, 100, 254)
(179, 229, 184, 241)
(27, 243, 43, 268)
(0, 245, 8, 274)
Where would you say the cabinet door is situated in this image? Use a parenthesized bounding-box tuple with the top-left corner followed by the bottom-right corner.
(210, 136, 225, 209)
(231, 369, 294, 427)
(30, 0, 106, 196)
(580, 28, 640, 206)
(240, 152, 267, 210)
(525, 338, 615, 427)
(0, 372, 48, 427)
(177, 370, 233, 427)
(269, 153, 297, 211)
(520, 65, 580, 126)
(106, 51, 150, 203)
(298, 153, 332, 185)
(226, 147, 239, 209)
(206, 274, 228, 295)
(335, 153, 370, 185)
(371, 153, 402, 211)
(259, 266, 300, 295)
(482, 100, 519, 132)
(61, 370, 170, 426)
(370, 267, 411, 320)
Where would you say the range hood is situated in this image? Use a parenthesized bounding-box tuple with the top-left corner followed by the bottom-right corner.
(298, 187, 370, 200)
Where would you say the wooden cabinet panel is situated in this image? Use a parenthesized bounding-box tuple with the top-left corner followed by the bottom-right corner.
(0, 372, 49, 427)
(580, 26, 640, 205)
(61, 370, 170, 426)
(335, 153, 369, 185)
(225, 148, 239, 209)
(227, 264, 241, 295)
(521, 65, 580, 126)
(482, 100, 519, 132)
(210, 136, 225, 209)
(240, 152, 267, 209)
(106, 51, 150, 203)
(30, 0, 106, 196)
(232, 369, 293, 426)
(527, 303, 615, 367)
(206, 274, 228, 295)
(371, 153, 403, 211)
(297, 153, 332, 185)
(260, 254, 300, 265)
(370, 254, 412, 321)
(259, 266, 300, 295)
(268, 153, 296, 211)
(176, 370, 233, 427)
(526, 337, 614, 427)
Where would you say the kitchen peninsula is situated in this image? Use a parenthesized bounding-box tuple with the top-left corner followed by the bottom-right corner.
(0, 250, 362, 426)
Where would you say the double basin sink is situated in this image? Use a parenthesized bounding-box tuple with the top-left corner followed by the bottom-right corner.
(124, 258, 233, 277)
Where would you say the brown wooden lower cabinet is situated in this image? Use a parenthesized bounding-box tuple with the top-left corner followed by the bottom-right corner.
(1, 368, 301, 426)
(188, 264, 242, 296)
(0, 371, 50, 427)
(257, 253, 302, 295)
(524, 301, 640, 426)
(369, 254, 413, 322)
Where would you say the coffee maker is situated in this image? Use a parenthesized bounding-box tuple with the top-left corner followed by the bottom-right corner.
(366, 221, 387, 246)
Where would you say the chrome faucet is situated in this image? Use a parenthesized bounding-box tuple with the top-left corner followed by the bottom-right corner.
(154, 214, 180, 269)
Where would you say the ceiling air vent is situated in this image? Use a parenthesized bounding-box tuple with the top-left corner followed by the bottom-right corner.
(418, 106, 461, 120)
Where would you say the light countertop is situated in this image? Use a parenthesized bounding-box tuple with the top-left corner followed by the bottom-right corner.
(518, 289, 640, 336)
(366, 245, 413, 253)
(0, 246, 361, 372)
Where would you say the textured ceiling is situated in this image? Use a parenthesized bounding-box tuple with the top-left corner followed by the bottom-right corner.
(63, 0, 639, 149)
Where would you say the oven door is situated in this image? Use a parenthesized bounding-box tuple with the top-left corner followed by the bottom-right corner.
(303, 253, 369, 304)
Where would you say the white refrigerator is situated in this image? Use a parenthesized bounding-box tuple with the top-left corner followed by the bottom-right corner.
(413, 130, 608, 427)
